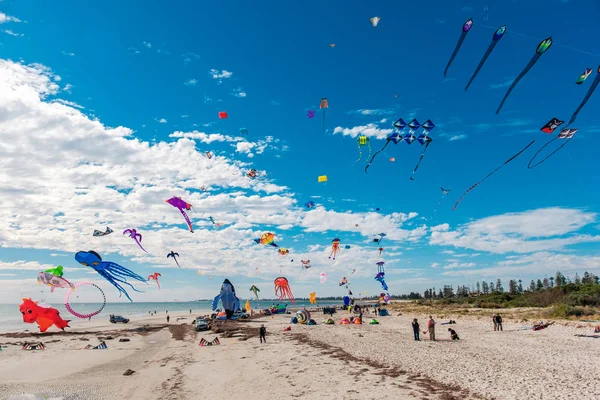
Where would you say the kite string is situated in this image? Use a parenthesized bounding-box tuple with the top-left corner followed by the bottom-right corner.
(365, 140, 392, 173)
(452, 140, 536, 210)
(527, 136, 572, 169)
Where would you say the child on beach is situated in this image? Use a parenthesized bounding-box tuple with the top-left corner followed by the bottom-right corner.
(448, 328, 460, 340)
(412, 318, 420, 341)
(259, 324, 267, 343)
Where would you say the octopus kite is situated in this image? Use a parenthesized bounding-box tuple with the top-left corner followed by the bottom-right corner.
(166, 196, 194, 232)
(465, 25, 506, 91)
(148, 272, 162, 289)
(329, 238, 341, 260)
(254, 233, 279, 247)
(250, 285, 260, 299)
(355, 135, 372, 164)
(75, 250, 147, 302)
(123, 228, 148, 253)
(167, 251, 181, 268)
(19, 298, 70, 333)
(274, 277, 295, 304)
(444, 18, 473, 77)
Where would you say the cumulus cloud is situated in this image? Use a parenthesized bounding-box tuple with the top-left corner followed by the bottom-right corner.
(4, 29, 23, 37)
(210, 69, 233, 81)
(449, 134, 467, 141)
(143, 41, 152, 48)
(169, 130, 238, 144)
(184, 79, 198, 86)
(233, 87, 247, 97)
(349, 109, 395, 116)
(0, 12, 21, 24)
(333, 123, 394, 140)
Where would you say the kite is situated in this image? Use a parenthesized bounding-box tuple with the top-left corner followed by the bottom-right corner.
(355, 135, 372, 163)
(496, 37, 552, 114)
(373, 233, 387, 245)
(296, 310, 310, 324)
(390, 157, 395, 162)
(444, 18, 473, 77)
(403, 119, 420, 144)
(166, 196, 194, 233)
(93, 227, 113, 237)
(19, 298, 70, 333)
(576, 68, 592, 84)
(278, 248, 289, 256)
(123, 228, 148, 253)
(369, 16, 380, 27)
(339, 277, 348, 287)
(199, 337, 221, 346)
(329, 43, 335, 48)
(167, 251, 181, 268)
(274, 277, 295, 304)
(148, 272, 162, 289)
(431, 187, 451, 220)
(301, 260, 311, 269)
(410, 119, 436, 180)
(307, 110, 315, 118)
(246, 169, 258, 178)
(309, 292, 316, 304)
(344, 245, 351, 249)
(320, 272, 327, 284)
(218, 111, 228, 119)
(205, 152, 212, 159)
(567, 66, 600, 125)
(75, 250, 147, 302)
(365, 118, 406, 173)
(318, 175, 328, 182)
(378, 247, 384, 256)
(375, 272, 388, 291)
(465, 25, 506, 91)
(37, 271, 74, 293)
(453, 140, 536, 210)
(245, 299, 251, 313)
(329, 238, 341, 260)
(528, 128, 578, 169)
(212, 279, 240, 319)
(540, 117, 564, 134)
(45, 265, 64, 277)
(305, 201, 316, 208)
(319, 98, 328, 132)
(240, 128, 248, 134)
(64, 282, 106, 319)
(254, 232, 279, 247)
(250, 285, 260, 299)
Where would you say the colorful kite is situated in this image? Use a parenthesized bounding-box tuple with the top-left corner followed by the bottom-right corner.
(576, 68, 592, 84)
(568, 66, 600, 125)
(45, 265, 64, 277)
(365, 118, 406, 173)
(166, 196, 194, 233)
(540, 117, 564, 133)
(123, 228, 148, 253)
(355, 135, 372, 164)
(246, 169, 258, 179)
(274, 277, 295, 304)
(453, 141, 536, 210)
(148, 272, 162, 289)
(75, 250, 147, 302)
(444, 18, 473, 77)
(19, 298, 70, 333)
(496, 37, 552, 114)
(167, 251, 181, 268)
(431, 187, 451, 220)
(320, 272, 327, 284)
(307, 110, 315, 118)
(410, 119, 435, 180)
(373, 233, 387, 245)
(465, 25, 506, 91)
(318, 175, 328, 182)
(378, 247, 384, 256)
(278, 248, 289, 256)
(93, 227, 113, 237)
(301, 259, 311, 269)
(339, 277, 348, 287)
(254, 232, 279, 247)
(305, 201, 316, 208)
(369, 16, 380, 27)
(64, 282, 106, 320)
(329, 238, 341, 260)
(319, 98, 328, 132)
(528, 128, 578, 169)
(212, 279, 240, 319)
(375, 272, 388, 291)
(250, 285, 260, 299)
(309, 292, 317, 304)
(218, 111, 228, 119)
(37, 271, 74, 293)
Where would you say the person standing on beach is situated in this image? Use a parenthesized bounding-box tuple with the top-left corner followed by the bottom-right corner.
(259, 324, 267, 343)
(167, 315, 170, 323)
(428, 316, 436, 341)
(359, 307, 363, 324)
(495, 314, 503, 331)
(493, 314, 498, 331)
(412, 318, 420, 341)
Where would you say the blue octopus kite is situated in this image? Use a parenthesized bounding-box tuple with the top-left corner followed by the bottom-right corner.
(75, 251, 147, 302)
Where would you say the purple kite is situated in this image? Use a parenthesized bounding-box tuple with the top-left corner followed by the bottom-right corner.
(307, 110, 315, 118)
(166, 196, 194, 233)
(123, 228, 148, 253)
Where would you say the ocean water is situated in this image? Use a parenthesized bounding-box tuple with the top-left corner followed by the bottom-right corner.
(1, 299, 345, 333)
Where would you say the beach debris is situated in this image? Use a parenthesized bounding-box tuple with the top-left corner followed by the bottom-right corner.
(19, 299, 70, 333)
(119, 338, 130, 342)
(123, 369, 136, 376)
(22, 342, 45, 350)
(283, 326, 291, 331)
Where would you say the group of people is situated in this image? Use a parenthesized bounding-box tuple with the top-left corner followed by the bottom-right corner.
(412, 316, 459, 341)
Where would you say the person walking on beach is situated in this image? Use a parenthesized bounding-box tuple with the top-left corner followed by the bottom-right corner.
(448, 328, 460, 340)
(412, 318, 420, 341)
(493, 314, 498, 331)
(428, 316, 436, 341)
(359, 307, 363, 324)
(259, 324, 267, 343)
(495, 314, 503, 331)
(167, 315, 170, 323)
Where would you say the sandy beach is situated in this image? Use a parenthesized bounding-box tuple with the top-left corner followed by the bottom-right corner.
(1, 308, 599, 400)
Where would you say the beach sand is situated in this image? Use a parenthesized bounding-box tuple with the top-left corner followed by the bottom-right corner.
(1, 309, 599, 400)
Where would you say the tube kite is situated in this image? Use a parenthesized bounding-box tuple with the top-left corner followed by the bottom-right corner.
(567, 66, 600, 125)
(167, 251, 181, 268)
(444, 18, 473, 77)
(465, 25, 506, 91)
(123, 228, 148, 253)
(64, 282, 106, 320)
(166, 196, 194, 233)
(496, 37, 552, 115)
(528, 128, 577, 169)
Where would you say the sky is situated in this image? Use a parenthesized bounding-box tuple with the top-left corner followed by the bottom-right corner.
(1, 0, 600, 303)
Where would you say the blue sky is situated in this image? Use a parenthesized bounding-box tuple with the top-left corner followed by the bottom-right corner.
(1, 0, 600, 303)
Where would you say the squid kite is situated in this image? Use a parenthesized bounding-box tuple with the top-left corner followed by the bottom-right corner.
(75, 251, 147, 302)
(410, 119, 435, 180)
(431, 187, 451, 220)
(319, 98, 328, 132)
(250, 285, 260, 299)
(465, 25, 506, 91)
(167, 251, 181, 268)
(576, 68, 592, 85)
(540, 117, 564, 133)
(444, 18, 473, 77)
(329, 238, 341, 260)
(93, 227, 113, 237)
(123, 228, 148, 253)
(148, 272, 162, 289)
(528, 128, 578, 169)
(453, 140, 536, 210)
(567, 66, 600, 125)
(496, 37, 552, 114)
(355, 135, 372, 163)
(166, 196, 194, 233)
(254, 232, 279, 247)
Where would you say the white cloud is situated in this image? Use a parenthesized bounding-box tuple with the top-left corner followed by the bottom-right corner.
(4, 29, 23, 37)
(128, 47, 140, 54)
(210, 69, 233, 81)
(181, 52, 200, 65)
(184, 79, 197, 86)
(0, 12, 21, 24)
(431, 262, 440, 268)
(442, 262, 476, 270)
(233, 87, 247, 97)
(350, 109, 395, 116)
(169, 130, 238, 144)
(61, 51, 75, 57)
(143, 41, 152, 48)
(333, 123, 393, 140)
(155, 117, 167, 123)
(449, 134, 467, 141)
(62, 83, 73, 93)
(52, 99, 84, 109)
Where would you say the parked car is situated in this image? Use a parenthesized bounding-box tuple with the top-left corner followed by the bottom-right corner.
(194, 317, 210, 331)
(109, 314, 129, 323)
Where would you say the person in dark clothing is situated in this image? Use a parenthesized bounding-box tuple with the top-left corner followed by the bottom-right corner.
(412, 318, 420, 341)
(448, 328, 459, 340)
(259, 324, 267, 343)
(495, 314, 503, 331)
(166, 315, 170, 323)
(359, 308, 363, 324)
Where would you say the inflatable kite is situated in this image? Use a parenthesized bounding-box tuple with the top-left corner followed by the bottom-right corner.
(212, 279, 240, 319)
(19, 298, 70, 333)
(278, 248, 289, 256)
(274, 277, 295, 304)
(568, 66, 600, 125)
(465, 25, 506, 91)
(329, 238, 341, 260)
(309, 292, 317, 304)
(166, 196, 194, 233)
(250, 285, 260, 299)
(123, 228, 148, 253)
(167, 251, 181, 268)
(320, 272, 327, 284)
(37, 271, 74, 293)
(75, 250, 147, 302)
(148, 272, 162, 289)
(296, 310, 311, 324)
(64, 282, 106, 319)
(93, 227, 113, 237)
(254, 232, 279, 247)
(444, 18, 473, 77)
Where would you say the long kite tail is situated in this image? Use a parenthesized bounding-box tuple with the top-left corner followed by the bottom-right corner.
(452, 140, 535, 210)
(354, 141, 363, 164)
(322, 109, 326, 133)
(365, 141, 392, 173)
(135, 239, 148, 254)
(496, 54, 539, 115)
(430, 194, 446, 220)
(465, 42, 496, 91)
(179, 209, 194, 232)
(444, 33, 466, 77)
(409, 140, 432, 180)
(568, 70, 600, 125)
(527, 136, 573, 169)
(174, 257, 181, 268)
